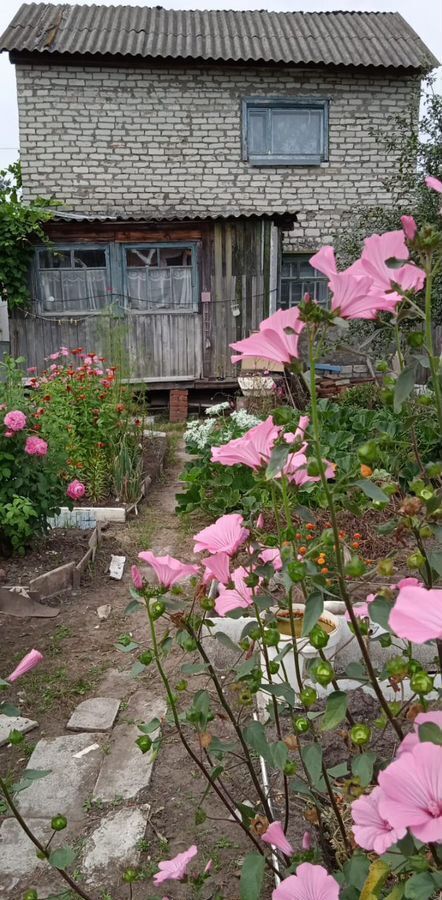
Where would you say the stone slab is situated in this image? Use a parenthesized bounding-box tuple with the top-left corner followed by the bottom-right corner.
(17, 732, 104, 820)
(93, 697, 166, 802)
(0, 714, 38, 747)
(0, 818, 75, 895)
(29, 562, 75, 598)
(82, 805, 149, 884)
(67, 697, 120, 732)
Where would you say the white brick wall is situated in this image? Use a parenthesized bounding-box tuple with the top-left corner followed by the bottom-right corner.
(16, 62, 420, 251)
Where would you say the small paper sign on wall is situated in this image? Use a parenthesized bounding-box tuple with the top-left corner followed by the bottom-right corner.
(201, 292, 211, 303)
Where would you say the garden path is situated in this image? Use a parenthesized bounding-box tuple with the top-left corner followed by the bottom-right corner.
(0, 440, 249, 900)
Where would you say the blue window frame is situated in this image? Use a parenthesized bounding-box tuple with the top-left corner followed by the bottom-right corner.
(279, 254, 328, 309)
(123, 242, 199, 312)
(35, 243, 111, 315)
(243, 97, 329, 166)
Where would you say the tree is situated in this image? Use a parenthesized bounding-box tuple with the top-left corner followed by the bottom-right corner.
(0, 161, 58, 310)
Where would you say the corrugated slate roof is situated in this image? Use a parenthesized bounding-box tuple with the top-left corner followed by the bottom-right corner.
(0, 4, 438, 70)
(52, 207, 297, 223)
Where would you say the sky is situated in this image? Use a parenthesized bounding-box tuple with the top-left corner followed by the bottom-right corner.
(0, 0, 441, 171)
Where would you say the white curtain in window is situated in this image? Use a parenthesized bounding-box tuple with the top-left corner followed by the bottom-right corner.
(127, 267, 192, 309)
(40, 270, 108, 313)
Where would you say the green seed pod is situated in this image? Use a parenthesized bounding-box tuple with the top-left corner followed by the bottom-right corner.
(175, 679, 188, 692)
(23, 891, 39, 900)
(138, 650, 154, 666)
(358, 440, 378, 464)
(300, 686, 318, 707)
(407, 551, 425, 570)
(410, 672, 434, 695)
(200, 596, 215, 611)
(263, 628, 280, 647)
(122, 868, 138, 883)
(269, 661, 280, 675)
(136, 735, 152, 754)
(283, 760, 297, 776)
(377, 559, 394, 577)
(50, 815, 67, 831)
(378, 633, 392, 648)
(150, 600, 166, 620)
(309, 624, 329, 650)
(350, 724, 371, 746)
(294, 716, 310, 734)
(386, 656, 408, 678)
(345, 556, 366, 578)
(312, 660, 334, 686)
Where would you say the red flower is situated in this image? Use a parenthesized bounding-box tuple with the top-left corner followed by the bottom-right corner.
(116, 404, 125, 413)
(71, 348, 84, 355)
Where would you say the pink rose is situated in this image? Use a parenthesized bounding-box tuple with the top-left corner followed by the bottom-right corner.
(24, 436, 48, 456)
(66, 480, 86, 500)
(4, 410, 27, 432)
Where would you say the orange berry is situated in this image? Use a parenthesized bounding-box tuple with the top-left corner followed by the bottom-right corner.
(321, 567, 329, 575)
(306, 535, 314, 541)
(352, 541, 361, 549)
(299, 546, 307, 555)
(296, 533, 302, 540)
(360, 464, 373, 477)
(353, 533, 362, 540)
(339, 531, 346, 539)
(306, 523, 316, 531)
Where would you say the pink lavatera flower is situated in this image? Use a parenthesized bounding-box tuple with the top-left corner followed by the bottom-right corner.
(328, 271, 395, 320)
(284, 415, 310, 445)
(194, 513, 249, 556)
(211, 416, 281, 470)
(351, 785, 406, 855)
(401, 215, 417, 241)
(138, 551, 199, 588)
(378, 743, 442, 843)
(272, 862, 340, 900)
(359, 230, 425, 296)
(215, 566, 254, 616)
(426, 175, 442, 193)
(259, 547, 283, 571)
(309, 245, 338, 279)
(398, 711, 442, 756)
(202, 551, 231, 586)
(280, 450, 335, 487)
(7, 649, 43, 682)
(261, 820, 294, 856)
(345, 593, 376, 622)
(153, 844, 198, 885)
(389, 582, 442, 643)
(230, 307, 304, 366)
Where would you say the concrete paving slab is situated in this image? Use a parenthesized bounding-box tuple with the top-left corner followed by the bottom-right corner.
(0, 713, 38, 747)
(66, 697, 120, 732)
(17, 733, 104, 820)
(93, 698, 166, 802)
(0, 818, 77, 896)
(82, 805, 149, 884)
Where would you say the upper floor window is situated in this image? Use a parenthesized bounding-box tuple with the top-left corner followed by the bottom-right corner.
(125, 243, 197, 311)
(37, 246, 110, 314)
(279, 254, 328, 309)
(243, 98, 329, 166)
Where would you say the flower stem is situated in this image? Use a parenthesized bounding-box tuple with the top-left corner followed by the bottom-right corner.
(424, 253, 442, 433)
(307, 328, 403, 741)
(0, 777, 96, 900)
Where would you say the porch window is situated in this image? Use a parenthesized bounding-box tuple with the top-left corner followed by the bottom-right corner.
(36, 246, 110, 314)
(279, 254, 329, 309)
(124, 244, 197, 311)
(243, 98, 329, 166)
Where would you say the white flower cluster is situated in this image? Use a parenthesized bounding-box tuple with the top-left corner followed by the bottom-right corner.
(205, 401, 231, 416)
(184, 418, 217, 450)
(230, 410, 262, 430)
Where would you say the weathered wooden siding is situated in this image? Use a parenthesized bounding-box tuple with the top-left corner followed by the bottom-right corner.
(9, 217, 278, 381)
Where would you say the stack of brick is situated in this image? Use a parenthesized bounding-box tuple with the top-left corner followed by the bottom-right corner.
(169, 389, 189, 423)
(316, 365, 373, 399)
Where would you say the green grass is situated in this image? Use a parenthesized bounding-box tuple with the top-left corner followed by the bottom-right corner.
(23, 664, 108, 715)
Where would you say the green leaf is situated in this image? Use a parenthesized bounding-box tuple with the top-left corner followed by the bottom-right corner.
(0, 702, 21, 717)
(214, 631, 241, 653)
(265, 443, 291, 479)
(236, 802, 256, 826)
(418, 722, 442, 745)
(301, 591, 324, 637)
(369, 597, 392, 631)
(352, 751, 376, 788)
(261, 682, 296, 708)
(354, 480, 389, 503)
(240, 852, 265, 900)
(139, 718, 161, 735)
(13, 769, 51, 792)
(327, 762, 348, 778)
(321, 691, 347, 731)
(181, 662, 210, 675)
(114, 641, 139, 653)
(301, 743, 323, 787)
(269, 741, 288, 771)
(428, 551, 442, 576)
(394, 365, 416, 413)
(343, 854, 370, 891)
(124, 598, 144, 615)
(404, 872, 439, 900)
(243, 722, 271, 763)
(236, 657, 259, 680)
(49, 846, 76, 870)
(131, 661, 146, 677)
(345, 661, 367, 680)
(360, 860, 390, 900)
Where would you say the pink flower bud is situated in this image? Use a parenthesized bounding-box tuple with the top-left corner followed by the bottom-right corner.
(302, 831, 312, 850)
(131, 565, 144, 590)
(256, 513, 265, 529)
(401, 215, 417, 241)
(7, 649, 43, 682)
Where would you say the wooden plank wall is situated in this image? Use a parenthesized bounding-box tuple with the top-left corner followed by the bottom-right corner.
(209, 219, 272, 378)
(10, 310, 203, 379)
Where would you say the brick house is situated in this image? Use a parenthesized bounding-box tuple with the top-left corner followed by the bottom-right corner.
(0, 4, 437, 387)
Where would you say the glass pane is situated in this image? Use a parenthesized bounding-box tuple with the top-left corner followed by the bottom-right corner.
(73, 249, 106, 269)
(39, 249, 71, 269)
(248, 109, 268, 155)
(299, 258, 315, 278)
(149, 269, 171, 308)
(158, 247, 192, 267)
(171, 268, 192, 307)
(271, 109, 322, 156)
(126, 247, 158, 267)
